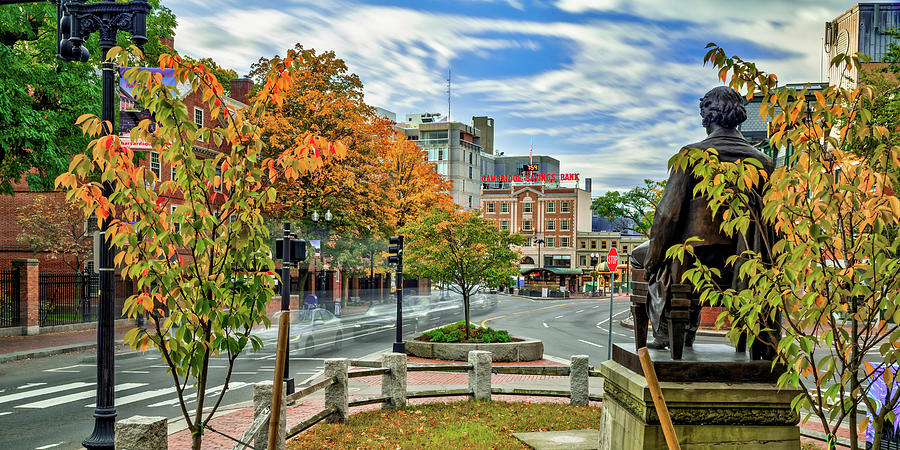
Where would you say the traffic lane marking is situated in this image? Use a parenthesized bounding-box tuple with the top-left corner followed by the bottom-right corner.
(542, 322, 549, 328)
(479, 301, 587, 327)
(35, 441, 65, 449)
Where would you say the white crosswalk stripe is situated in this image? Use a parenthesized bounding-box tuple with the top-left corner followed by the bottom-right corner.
(0, 382, 92, 405)
(147, 382, 249, 407)
(16, 383, 146, 409)
(86, 386, 177, 408)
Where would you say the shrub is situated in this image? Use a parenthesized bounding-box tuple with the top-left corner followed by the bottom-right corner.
(420, 321, 510, 343)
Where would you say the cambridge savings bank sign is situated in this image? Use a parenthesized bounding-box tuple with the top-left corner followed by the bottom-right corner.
(481, 173, 580, 183)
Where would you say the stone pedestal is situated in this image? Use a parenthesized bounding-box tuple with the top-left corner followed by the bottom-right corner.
(599, 348, 801, 449)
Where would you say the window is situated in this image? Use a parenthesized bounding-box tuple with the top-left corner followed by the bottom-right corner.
(523, 202, 532, 213)
(500, 220, 509, 230)
(560, 237, 569, 248)
(546, 220, 555, 231)
(546, 201, 555, 213)
(170, 162, 176, 181)
(601, 241, 607, 250)
(150, 151, 160, 178)
(580, 240, 586, 249)
(560, 201, 570, 213)
(438, 149, 444, 160)
(171, 205, 181, 233)
(523, 238, 531, 247)
(623, 245, 629, 254)
(523, 220, 532, 231)
(546, 237, 555, 247)
(580, 256, 586, 266)
(194, 107, 204, 127)
(214, 166, 222, 193)
(469, 167, 472, 179)
(469, 152, 473, 164)
(560, 219, 570, 231)
(590, 240, 597, 249)
(468, 195, 472, 209)
(487, 203, 495, 213)
(501, 202, 509, 213)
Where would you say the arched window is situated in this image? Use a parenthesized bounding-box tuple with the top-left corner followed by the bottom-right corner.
(521, 256, 535, 265)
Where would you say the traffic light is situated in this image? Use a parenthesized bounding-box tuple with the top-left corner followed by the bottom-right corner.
(275, 237, 307, 262)
(387, 235, 403, 265)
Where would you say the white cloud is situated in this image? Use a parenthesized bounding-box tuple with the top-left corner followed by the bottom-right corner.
(167, 0, 855, 190)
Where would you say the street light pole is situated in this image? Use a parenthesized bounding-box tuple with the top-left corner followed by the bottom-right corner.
(54, 1, 151, 448)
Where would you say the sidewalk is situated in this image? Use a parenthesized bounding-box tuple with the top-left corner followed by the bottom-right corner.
(166, 355, 603, 449)
(0, 323, 135, 362)
(164, 351, 859, 450)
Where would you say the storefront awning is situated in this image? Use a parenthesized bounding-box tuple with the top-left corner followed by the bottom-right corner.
(519, 267, 583, 276)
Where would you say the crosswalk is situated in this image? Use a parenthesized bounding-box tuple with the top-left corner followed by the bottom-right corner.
(0, 380, 253, 414)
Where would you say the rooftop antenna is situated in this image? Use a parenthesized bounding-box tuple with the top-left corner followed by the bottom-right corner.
(447, 69, 451, 122)
(529, 136, 533, 164)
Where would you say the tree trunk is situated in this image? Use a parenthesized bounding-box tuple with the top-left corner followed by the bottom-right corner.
(463, 292, 471, 340)
(850, 296, 860, 450)
(192, 332, 211, 450)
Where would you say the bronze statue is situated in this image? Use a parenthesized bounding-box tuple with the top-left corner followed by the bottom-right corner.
(635, 86, 775, 357)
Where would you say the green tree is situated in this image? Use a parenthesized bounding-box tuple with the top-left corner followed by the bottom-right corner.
(56, 47, 345, 449)
(590, 179, 665, 237)
(0, 1, 174, 193)
(669, 45, 900, 449)
(401, 208, 524, 339)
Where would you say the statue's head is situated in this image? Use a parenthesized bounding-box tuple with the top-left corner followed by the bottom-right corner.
(700, 86, 747, 130)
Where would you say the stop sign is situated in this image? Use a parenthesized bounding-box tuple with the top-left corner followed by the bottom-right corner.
(607, 247, 619, 273)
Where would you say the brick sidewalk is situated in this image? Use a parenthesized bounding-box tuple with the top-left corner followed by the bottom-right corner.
(0, 324, 134, 355)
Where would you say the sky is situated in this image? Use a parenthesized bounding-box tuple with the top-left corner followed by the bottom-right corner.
(166, 0, 868, 193)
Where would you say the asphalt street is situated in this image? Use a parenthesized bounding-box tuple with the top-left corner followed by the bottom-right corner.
(0, 293, 725, 450)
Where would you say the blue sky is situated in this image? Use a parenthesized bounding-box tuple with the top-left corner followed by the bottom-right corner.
(167, 0, 866, 193)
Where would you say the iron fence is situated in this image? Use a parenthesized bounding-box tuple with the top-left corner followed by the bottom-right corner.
(38, 272, 96, 327)
(0, 268, 20, 328)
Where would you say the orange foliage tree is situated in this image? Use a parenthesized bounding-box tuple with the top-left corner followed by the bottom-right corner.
(55, 46, 344, 449)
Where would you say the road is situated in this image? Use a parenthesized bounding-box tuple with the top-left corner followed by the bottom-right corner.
(0, 293, 723, 450)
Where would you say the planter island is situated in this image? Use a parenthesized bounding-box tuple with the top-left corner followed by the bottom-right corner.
(403, 322, 544, 362)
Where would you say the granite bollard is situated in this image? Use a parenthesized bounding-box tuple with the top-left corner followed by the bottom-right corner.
(325, 358, 349, 423)
(381, 352, 407, 409)
(468, 350, 492, 400)
(569, 355, 589, 406)
(114, 415, 168, 450)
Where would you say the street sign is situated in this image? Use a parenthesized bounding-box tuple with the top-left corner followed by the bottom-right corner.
(607, 247, 619, 273)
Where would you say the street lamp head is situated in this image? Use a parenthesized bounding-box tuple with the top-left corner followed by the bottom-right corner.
(311, 210, 319, 223)
(325, 209, 333, 222)
(130, 9, 149, 48)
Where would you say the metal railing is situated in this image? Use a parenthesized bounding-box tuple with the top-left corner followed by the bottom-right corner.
(38, 272, 96, 327)
(0, 268, 20, 328)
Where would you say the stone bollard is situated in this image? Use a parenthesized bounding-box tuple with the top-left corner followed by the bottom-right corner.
(114, 415, 168, 450)
(468, 350, 492, 400)
(569, 355, 590, 406)
(325, 358, 349, 423)
(254, 381, 286, 450)
(381, 352, 407, 409)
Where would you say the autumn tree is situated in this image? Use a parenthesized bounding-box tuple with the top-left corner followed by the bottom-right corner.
(590, 179, 665, 237)
(0, 1, 174, 193)
(56, 46, 344, 449)
(17, 195, 91, 271)
(401, 208, 524, 339)
(670, 45, 900, 449)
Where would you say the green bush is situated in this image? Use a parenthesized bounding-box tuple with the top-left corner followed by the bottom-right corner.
(420, 321, 511, 343)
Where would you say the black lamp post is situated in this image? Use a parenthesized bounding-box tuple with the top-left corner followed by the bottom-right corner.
(311, 210, 332, 311)
(52, 1, 151, 448)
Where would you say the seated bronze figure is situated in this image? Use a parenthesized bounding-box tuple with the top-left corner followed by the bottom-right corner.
(630, 86, 776, 360)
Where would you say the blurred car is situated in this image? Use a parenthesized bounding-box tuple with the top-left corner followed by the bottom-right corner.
(289, 308, 347, 356)
(358, 300, 427, 332)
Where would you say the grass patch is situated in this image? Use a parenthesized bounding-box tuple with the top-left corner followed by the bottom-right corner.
(417, 321, 517, 343)
(289, 400, 602, 449)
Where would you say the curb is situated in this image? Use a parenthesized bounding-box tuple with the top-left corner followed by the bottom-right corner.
(619, 316, 728, 337)
(0, 339, 130, 364)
